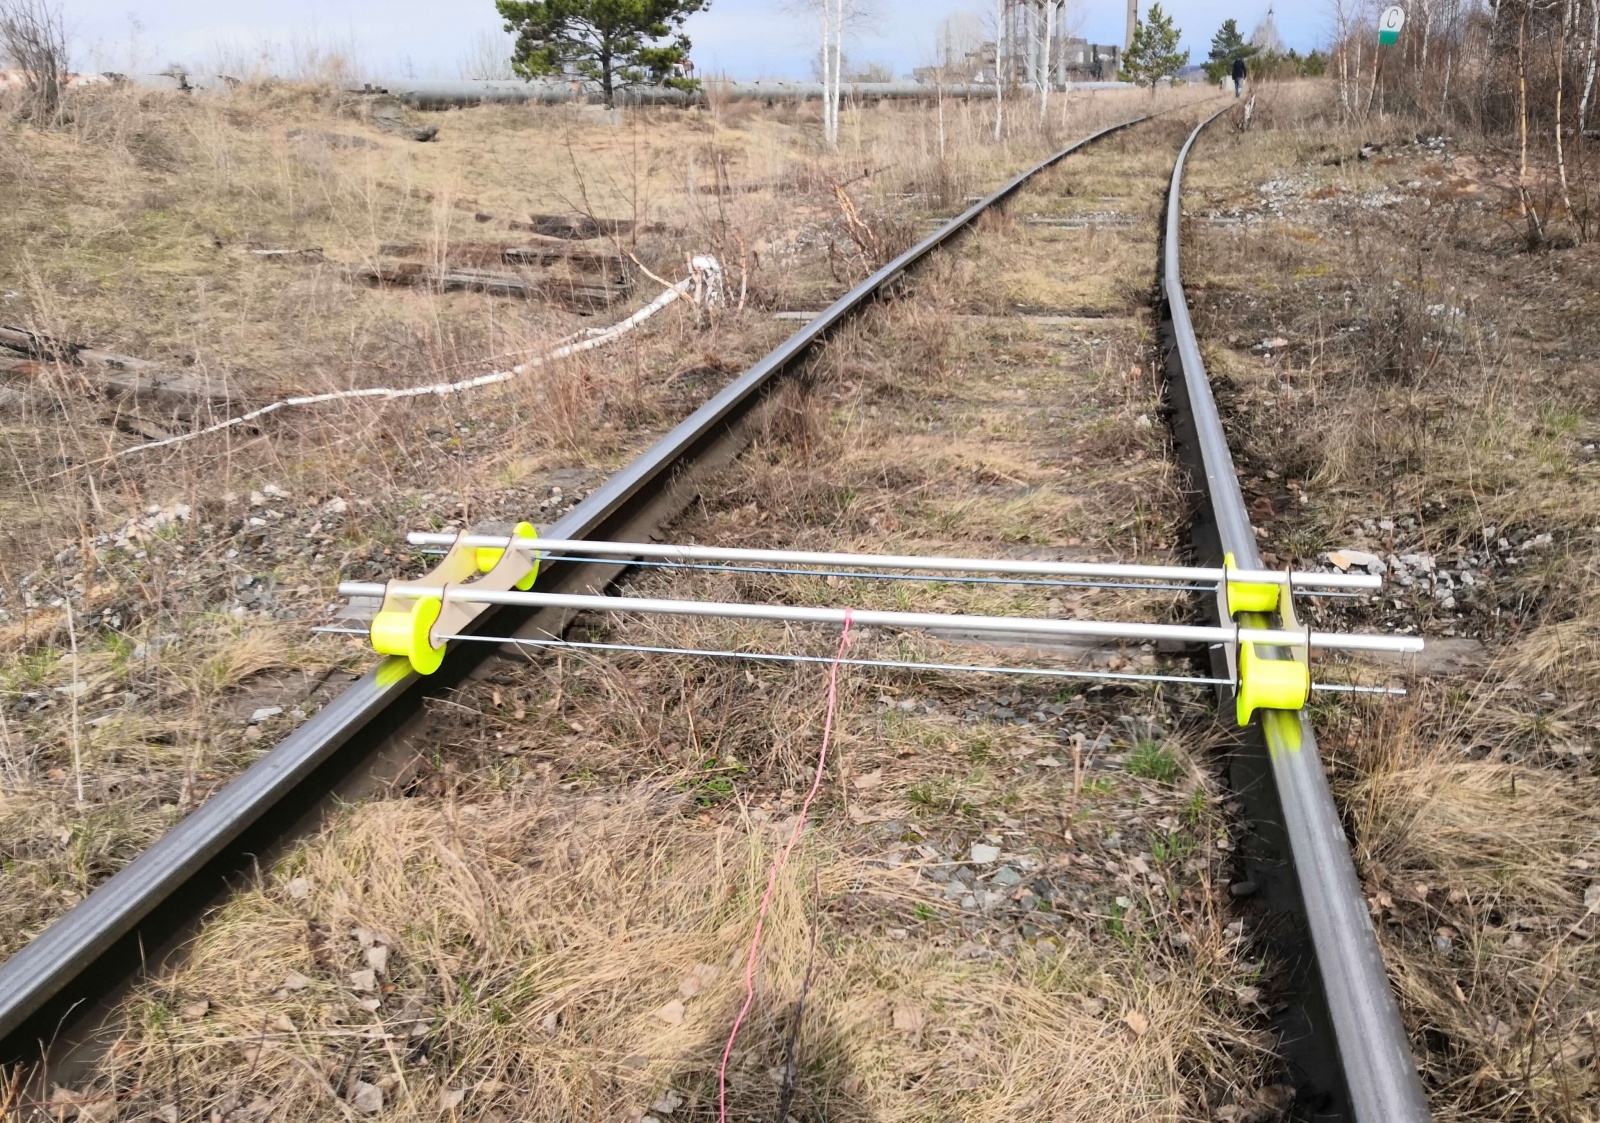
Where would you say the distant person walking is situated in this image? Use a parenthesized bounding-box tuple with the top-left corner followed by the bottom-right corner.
(1231, 55, 1247, 97)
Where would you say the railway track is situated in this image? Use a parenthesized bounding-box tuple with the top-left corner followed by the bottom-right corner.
(0, 106, 1430, 1121)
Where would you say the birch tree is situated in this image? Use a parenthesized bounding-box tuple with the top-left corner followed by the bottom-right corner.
(994, 0, 1005, 139)
(819, 0, 838, 146)
(1325, 0, 1375, 121)
(794, 0, 871, 148)
(1039, 0, 1055, 120)
(929, 14, 981, 157)
(1581, 0, 1598, 128)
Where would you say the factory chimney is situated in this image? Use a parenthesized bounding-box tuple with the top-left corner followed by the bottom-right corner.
(1125, 0, 1137, 49)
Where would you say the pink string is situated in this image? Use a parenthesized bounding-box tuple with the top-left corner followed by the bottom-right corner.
(717, 610, 854, 1123)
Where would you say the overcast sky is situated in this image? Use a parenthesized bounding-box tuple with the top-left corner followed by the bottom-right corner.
(67, 1, 1328, 82)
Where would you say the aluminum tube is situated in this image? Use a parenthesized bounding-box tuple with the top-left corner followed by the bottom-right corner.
(340, 582, 1423, 653)
(117, 74, 1128, 105)
(1166, 111, 1432, 1122)
(346, 581, 1289, 644)
(406, 532, 1382, 589)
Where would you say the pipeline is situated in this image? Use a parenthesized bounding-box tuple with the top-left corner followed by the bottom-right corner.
(109, 71, 1128, 107)
(354, 77, 1130, 108)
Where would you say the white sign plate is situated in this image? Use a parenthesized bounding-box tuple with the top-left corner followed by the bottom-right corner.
(1379, 6, 1406, 43)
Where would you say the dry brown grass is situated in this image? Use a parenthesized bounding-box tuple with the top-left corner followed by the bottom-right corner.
(0, 81, 1223, 1068)
(0, 81, 1205, 592)
(1335, 699, 1600, 1121)
(87, 782, 1269, 1123)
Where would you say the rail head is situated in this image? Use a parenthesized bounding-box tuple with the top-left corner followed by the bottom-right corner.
(1164, 109, 1431, 1123)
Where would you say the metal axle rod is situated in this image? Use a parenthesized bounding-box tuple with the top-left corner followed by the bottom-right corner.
(415, 550, 1264, 595)
(404, 533, 1380, 590)
(338, 582, 1423, 654)
(315, 625, 1235, 687)
(312, 625, 1406, 696)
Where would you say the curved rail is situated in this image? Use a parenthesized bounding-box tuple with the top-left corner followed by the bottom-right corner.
(1164, 111, 1430, 1122)
(0, 112, 1168, 1070)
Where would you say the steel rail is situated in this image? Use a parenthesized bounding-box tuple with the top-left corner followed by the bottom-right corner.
(1163, 112, 1431, 1121)
(0, 112, 1169, 1069)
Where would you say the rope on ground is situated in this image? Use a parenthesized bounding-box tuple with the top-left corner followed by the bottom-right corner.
(717, 610, 853, 1123)
(96, 255, 725, 464)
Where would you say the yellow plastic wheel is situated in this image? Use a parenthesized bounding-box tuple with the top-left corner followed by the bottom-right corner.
(473, 521, 540, 590)
(1235, 640, 1311, 726)
(369, 596, 446, 675)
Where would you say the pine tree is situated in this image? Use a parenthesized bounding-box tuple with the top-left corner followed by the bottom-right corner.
(496, 0, 708, 108)
(1119, 3, 1189, 90)
(1202, 18, 1256, 84)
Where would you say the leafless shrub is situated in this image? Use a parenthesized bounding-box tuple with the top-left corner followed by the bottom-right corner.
(456, 28, 516, 80)
(905, 152, 971, 209)
(0, 0, 67, 126)
(1357, 285, 1450, 388)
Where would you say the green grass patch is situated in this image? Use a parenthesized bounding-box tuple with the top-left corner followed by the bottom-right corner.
(1125, 739, 1180, 785)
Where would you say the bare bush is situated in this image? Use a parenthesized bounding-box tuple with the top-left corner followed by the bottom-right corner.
(457, 28, 517, 80)
(0, 0, 67, 126)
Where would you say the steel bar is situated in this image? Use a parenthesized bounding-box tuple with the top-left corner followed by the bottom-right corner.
(312, 626, 1411, 696)
(0, 115, 1162, 1066)
(1164, 110, 1431, 1123)
(340, 581, 1423, 654)
(406, 532, 1382, 590)
(312, 627, 1235, 687)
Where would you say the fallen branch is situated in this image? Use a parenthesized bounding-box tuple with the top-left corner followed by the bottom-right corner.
(350, 261, 629, 311)
(509, 213, 636, 239)
(0, 326, 235, 419)
(249, 247, 327, 262)
(375, 237, 622, 269)
(82, 256, 724, 465)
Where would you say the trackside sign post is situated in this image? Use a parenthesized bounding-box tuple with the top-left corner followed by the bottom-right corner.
(1379, 6, 1406, 44)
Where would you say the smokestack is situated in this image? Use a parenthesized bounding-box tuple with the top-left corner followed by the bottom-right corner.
(1125, 0, 1137, 50)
